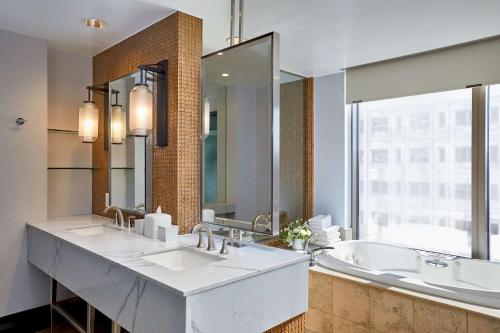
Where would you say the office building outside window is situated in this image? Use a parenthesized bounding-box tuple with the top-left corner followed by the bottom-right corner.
(357, 89, 472, 257)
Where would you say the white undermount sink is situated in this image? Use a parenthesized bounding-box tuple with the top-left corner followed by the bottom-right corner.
(142, 248, 225, 271)
(67, 224, 123, 236)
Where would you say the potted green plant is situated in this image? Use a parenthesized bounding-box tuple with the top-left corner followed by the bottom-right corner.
(280, 218, 312, 251)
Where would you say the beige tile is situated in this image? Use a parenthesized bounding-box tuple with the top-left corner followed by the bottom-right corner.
(306, 307, 333, 333)
(468, 312, 500, 333)
(369, 288, 413, 333)
(309, 270, 333, 313)
(414, 299, 466, 333)
(332, 277, 369, 328)
(332, 315, 368, 333)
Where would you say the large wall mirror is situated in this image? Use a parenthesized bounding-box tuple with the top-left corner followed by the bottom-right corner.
(108, 71, 152, 214)
(201, 33, 280, 235)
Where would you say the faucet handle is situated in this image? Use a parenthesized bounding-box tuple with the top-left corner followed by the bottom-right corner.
(220, 238, 229, 255)
(197, 232, 205, 249)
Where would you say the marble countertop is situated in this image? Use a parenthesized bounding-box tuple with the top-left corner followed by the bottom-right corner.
(27, 215, 308, 297)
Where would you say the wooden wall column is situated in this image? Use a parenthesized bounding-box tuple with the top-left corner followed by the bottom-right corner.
(92, 12, 202, 234)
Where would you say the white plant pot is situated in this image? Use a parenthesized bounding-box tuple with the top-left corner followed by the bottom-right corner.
(292, 239, 304, 250)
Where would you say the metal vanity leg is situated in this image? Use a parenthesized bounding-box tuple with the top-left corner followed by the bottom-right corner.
(86, 304, 95, 333)
(49, 278, 94, 333)
(111, 321, 121, 333)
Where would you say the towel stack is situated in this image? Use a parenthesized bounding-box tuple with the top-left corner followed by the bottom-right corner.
(308, 215, 341, 246)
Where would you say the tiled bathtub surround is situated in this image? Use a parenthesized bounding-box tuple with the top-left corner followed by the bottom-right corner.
(306, 269, 500, 333)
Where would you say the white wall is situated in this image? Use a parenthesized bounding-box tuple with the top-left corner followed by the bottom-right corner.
(313, 72, 349, 228)
(47, 48, 92, 217)
(0, 29, 49, 316)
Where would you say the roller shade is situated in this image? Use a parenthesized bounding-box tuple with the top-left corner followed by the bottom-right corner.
(346, 36, 500, 103)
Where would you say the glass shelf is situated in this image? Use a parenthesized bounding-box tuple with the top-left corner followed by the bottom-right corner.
(48, 167, 95, 170)
(48, 128, 78, 135)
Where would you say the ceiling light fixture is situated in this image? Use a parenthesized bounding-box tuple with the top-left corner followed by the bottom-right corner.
(81, 18, 106, 29)
(217, 52, 224, 56)
(221, 73, 230, 77)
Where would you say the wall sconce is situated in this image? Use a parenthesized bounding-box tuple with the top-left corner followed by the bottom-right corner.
(129, 69, 152, 137)
(203, 97, 210, 139)
(110, 90, 126, 144)
(78, 85, 107, 143)
(130, 60, 168, 147)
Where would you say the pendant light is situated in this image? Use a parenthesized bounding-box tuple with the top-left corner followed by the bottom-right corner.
(110, 90, 126, 144)
(78, 87, 99, 143)
(129, 69, 153, 137)
(203, 97, 210, 139)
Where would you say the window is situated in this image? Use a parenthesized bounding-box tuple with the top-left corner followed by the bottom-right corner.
(371, 118, 388, 134)
(439, 112, 446, 127)
(371, 149, 388, 164)
(455, 109, 471, 127)
(438, 147, 445, 163)
(409, 182, 430, 198)
(409, 148, 430, 163)
(372, 181, 389, 195)
(356, 89, 472, 257)
(410, 113, 430, 130)
(454, 184, 471, 200)
(455, 147, 471, 163)
(489, 84, 500, 261)
(438, 183, 446, 198)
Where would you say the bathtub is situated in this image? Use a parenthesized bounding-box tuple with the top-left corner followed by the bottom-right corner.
(315, 240, 500, 309)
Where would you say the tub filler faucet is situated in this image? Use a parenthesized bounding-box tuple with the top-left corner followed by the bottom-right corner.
(308, 246, 335, 267)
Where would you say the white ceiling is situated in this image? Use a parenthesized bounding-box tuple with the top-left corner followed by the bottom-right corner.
(2, 0, 500, 77)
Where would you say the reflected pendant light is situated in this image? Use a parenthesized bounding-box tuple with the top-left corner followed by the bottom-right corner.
(110, 90, 126, 144)
(129, 69, 153, 137)
(203, 97, 210, 139)
(78, 88, 99, 143)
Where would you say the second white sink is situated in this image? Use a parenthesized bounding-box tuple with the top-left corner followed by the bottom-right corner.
(142, 248, 224, 271)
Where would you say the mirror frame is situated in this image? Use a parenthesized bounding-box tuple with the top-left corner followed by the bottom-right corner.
(200, 32, 280, 236)
(106, 71, 154, 215)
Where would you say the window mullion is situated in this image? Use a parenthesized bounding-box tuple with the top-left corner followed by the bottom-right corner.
(471, 86, 488, 259)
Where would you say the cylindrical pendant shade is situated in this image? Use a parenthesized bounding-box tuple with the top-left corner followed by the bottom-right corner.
(78, 101, 98, 143)
(111, 105, 126, 144)
(203, 98, 210, 139)
(129, 84, 152, 136)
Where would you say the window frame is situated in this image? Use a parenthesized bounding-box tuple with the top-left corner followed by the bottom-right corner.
(350, 86, 490, 260)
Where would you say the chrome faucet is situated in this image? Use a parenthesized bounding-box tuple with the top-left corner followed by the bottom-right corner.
(252, 214, 271, 231)
(192, 223, 217, 251)
(103, 206, 124, 227)
(308, 246, 335, 267)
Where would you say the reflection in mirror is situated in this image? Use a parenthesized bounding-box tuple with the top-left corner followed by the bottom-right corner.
(202, 33, 279, 235)
(109, 71, 150, 214)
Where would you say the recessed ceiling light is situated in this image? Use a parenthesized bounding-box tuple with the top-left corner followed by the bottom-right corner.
(217, 52, 224, 56)
(221, 73, 230, 77)
(81, 18, 106, 29)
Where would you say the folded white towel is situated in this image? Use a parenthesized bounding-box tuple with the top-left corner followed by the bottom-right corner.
(310, 225, 339, 233)
(308, 215, 332, 229)
(315, 231, 340, 238)
(311, 238, 340, 246)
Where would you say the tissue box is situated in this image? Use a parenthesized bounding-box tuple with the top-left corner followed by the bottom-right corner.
(144, 209, 172, 239)
(158, 225, 179, 243)
(202, 209, 215, 223)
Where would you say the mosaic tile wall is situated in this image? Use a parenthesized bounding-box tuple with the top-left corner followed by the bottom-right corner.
(92, 12, 202, 233)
